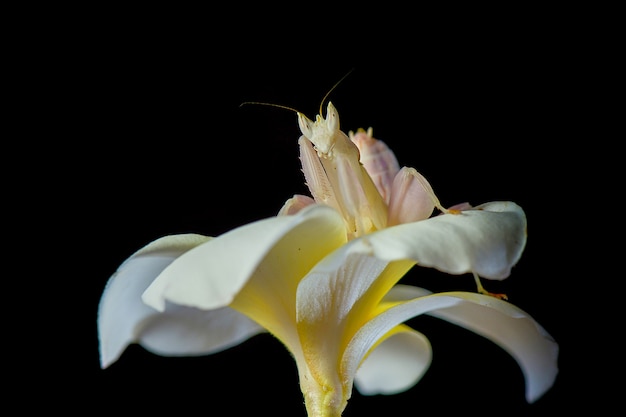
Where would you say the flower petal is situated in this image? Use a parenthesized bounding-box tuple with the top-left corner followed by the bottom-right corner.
(139, 303, 264, 358)
(341, 292, 460, 394)
(142, 204, 346, 312)
(354, 325, 432, 395)
(98, 233, 210, 368)
(296, 248, 414, 395)
(349, 201, 527, 280)
(296, 253, 391, 384)
(346, 286, 559, 403)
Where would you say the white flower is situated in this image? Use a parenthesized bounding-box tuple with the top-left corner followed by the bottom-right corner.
(98, 103, 558, 417)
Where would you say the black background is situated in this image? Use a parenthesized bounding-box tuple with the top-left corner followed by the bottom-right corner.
(31, 7, 612, 416)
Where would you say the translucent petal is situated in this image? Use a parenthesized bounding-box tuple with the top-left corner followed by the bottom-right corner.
(98, 233, 211, 368)
(139, 303, 264, 358)
(348, 201, 527, 280)
(354, 325, 432, 395)
(142, 204, 346, 312)
(348, 286, 559, 403)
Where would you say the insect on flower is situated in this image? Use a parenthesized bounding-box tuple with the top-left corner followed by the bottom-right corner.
(98, 77, 559, 417)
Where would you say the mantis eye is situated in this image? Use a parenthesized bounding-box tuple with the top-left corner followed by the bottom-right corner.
(297, 112, 314, 138)
(326, 102, 340, 133)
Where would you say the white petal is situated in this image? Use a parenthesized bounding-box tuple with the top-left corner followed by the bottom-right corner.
(226, 204, 348, 354)
(142, 204, 345, 311)
(347, 286, 559, 403)
(348, 201, 527, 280)
(341, 292, 461, 393)
(354, 326, 432, 395)
(139, 303, 264, 357)
(296, 252, 391, 385)
(98, 233, 210, 368)
(296, 249, 414, 393)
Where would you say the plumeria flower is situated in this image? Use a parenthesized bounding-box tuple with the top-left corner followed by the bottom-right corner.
(98, 102, 558, 417)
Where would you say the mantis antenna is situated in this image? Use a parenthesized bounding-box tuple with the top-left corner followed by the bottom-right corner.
(240, 68, 355, 118)
(318, 67, 354, 116)
(238, 101, 301, 113)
